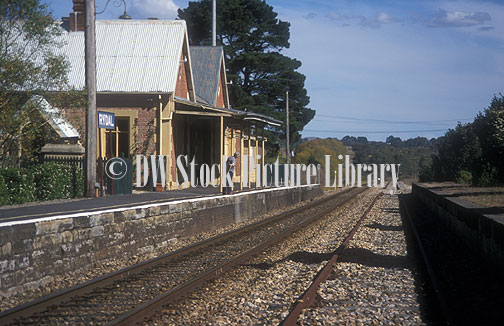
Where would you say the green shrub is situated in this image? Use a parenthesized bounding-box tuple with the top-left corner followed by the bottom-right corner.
(456, 170, 473, 185)
(474, 163, 498, 187)
(418, 166, 433, 182)
(32, 163, 68, 200)
(0, 162, 84, 206)
(31, 162, 85, 200)
(0, 167, 36, 204)
(0, 174, 9, 205)
(65, 164, 84, 198)
(68, 164, 84, 198)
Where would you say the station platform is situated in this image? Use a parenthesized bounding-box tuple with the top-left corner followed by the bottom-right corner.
(0, 183, 252, 224)
(412, 183, 504, 267)
(0, 184, 322, 298)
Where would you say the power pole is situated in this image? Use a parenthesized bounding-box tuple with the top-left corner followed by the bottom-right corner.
(85, 0, 97, 197)
(286, 91, 290, 164)
(212, 0, 216, 46)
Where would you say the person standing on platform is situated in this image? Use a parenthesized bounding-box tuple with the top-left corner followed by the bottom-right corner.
(224, 152, 240, 194)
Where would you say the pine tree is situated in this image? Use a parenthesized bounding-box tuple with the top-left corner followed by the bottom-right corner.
(179, 0, 315, 159)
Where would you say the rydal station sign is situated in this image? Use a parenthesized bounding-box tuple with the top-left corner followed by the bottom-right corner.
(98, 111, 115, 130)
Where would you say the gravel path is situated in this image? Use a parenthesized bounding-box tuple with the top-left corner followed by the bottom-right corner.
(299, 190, 422, 325)
(149, 188, 381, 325)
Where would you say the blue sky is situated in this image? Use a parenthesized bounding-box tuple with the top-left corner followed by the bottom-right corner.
(43, 0, 504, 141)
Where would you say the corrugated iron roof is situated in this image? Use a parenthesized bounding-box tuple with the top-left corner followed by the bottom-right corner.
(190, 46, 223, 106)
(57, 20, 187, 93)
(27, 96, 81, 139)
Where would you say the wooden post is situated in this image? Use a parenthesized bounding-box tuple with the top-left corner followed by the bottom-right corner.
(109, 132, 113, 194)
(98, 127, 102, 196)
(220, 116, 223, 193)
(286, 91, 290, 164)
(261, 126, 265, 187)
(84, 0, 97, 197)
(231, 129, 234, 185)
(240, 130, 244, 191)
(212, 0, 216, 46)
(167, 100, 173, 189)
(158, 95, 162, 159)
(255, 126, 259, 188)
(285, 91, 290, 164)
(247, 127, 251, 189)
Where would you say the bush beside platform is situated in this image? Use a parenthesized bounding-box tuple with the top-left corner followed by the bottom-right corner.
(0, 163, 84, 206)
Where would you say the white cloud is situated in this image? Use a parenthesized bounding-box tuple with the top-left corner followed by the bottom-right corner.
(131, 0, 179, 19)
(303, 12, 317, 20)
(273, 5, 504, 140)
(426, 9, 490, 27)
(327, 12, 340, 21)
(326, 11, 401, 28)
(358, 13, 401, 28)
(377, 12, 400, 24)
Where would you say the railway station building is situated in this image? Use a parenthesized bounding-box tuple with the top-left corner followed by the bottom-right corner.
(38, 0, 281, 190)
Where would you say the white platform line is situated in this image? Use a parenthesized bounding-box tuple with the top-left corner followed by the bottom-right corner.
(0, 185, 318, 228)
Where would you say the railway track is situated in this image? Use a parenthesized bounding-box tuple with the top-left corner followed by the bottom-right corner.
(280, 187, 385, 325)
(0, 186, 367, 326)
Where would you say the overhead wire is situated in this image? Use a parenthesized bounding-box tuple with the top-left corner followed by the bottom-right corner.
(304, 113, 471, 134)
(304, 129, 448, 134)
(315, 114, 472, 124)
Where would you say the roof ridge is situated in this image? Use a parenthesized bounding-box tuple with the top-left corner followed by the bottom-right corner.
(96, 20, 186, 25)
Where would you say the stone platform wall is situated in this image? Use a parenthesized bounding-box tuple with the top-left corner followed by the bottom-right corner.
(0, 185, 322, 298)
(412, 183, 504, 268)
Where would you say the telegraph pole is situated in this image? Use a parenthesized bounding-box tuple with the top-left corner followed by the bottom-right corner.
(85, 0, 97, 197)
(212, 0, 216, 46)
(286, 91, 290, 164)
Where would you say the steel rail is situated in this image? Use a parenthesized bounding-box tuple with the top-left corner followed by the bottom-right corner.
(108, 187, 368, 325)
(0, 187, 360, 325)
(280, 189, 383, 326)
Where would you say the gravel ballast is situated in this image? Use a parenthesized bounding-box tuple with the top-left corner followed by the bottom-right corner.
(149, 187, 423, 325)
(149, 188, 385, 325)
(299, 190, 422, 325)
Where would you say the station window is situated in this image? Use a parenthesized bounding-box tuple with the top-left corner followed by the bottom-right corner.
(105, 117, 130, 158)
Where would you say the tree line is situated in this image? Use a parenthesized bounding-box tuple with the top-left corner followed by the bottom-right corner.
(294, 136, 434, 182)
(295, 94, 504, 187)
(341, 135, 434, 180)
(419, 94, 504, 186)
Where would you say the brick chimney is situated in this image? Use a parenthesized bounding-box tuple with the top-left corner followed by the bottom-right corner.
(69, 0, 85, 32)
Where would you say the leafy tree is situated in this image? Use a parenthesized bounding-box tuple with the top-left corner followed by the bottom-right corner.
(473, 94, 504, 182)
(405, 137, 430, 148)
(341, 136, 368, 145)
(299, 136, 434, 182)
(386, 135, 403, 148)
(428, 123, 482, 182)
(178, 0, 315, 159)
(0, 0, 69, 167)
(420, 94, 504, 186)
(356, 136, 369, 144)
(295, 138, 348, 185)
(342, 136, 433, 180)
